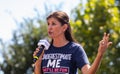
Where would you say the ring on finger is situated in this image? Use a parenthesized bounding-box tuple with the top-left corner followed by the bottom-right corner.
(102, 41, 105, 45)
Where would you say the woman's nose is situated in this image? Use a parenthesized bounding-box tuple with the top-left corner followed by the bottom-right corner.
(48, 24, 52, 30)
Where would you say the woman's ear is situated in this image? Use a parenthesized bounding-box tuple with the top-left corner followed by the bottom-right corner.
(63, 24, 68, 32)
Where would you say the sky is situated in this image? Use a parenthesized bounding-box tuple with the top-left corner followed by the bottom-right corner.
(0, 0, 88, 73)
(0, 0, 82, 42)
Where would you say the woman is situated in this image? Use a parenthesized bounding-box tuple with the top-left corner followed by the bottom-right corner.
(33, 11, 112, 74)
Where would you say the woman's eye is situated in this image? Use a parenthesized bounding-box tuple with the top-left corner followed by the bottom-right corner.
(52, 23, 56, 25)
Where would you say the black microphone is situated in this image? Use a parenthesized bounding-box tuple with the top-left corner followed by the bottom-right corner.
(33, 39, 50, 63)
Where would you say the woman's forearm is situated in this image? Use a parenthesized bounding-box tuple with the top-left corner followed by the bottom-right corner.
(34, 60, 42, 74)
(86, 52, 103, 74)
(34, 66, 41, 74)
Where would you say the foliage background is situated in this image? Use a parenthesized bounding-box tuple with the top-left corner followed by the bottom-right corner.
(0, 0, 120, 74)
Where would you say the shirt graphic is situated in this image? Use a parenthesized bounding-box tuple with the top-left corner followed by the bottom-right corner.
(42, 53, 71, 74)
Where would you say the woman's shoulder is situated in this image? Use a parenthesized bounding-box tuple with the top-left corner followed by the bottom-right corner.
(70, 42, 83, 48)
(67, 42, 84, 51)
(71, 42, 86, 55)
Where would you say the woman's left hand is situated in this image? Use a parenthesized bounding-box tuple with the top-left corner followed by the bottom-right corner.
(98, 33, 112, 55)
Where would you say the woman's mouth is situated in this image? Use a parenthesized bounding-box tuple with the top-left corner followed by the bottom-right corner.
(48, 31, 53, 35)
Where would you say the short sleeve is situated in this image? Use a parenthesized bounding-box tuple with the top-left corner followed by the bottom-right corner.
(73, 45, 90, 70)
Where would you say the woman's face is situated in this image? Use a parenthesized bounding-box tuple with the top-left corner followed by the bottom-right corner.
(47, 17, 67, 39)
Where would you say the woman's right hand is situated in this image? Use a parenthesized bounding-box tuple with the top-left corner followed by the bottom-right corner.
(33, 47, 44, 63)
(33, 48, 44, 74)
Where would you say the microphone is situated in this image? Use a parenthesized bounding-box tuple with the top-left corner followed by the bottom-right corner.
(33, 39, 50, 63)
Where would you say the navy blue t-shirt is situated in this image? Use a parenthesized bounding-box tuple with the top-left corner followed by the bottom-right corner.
(41, 42, 89, 74)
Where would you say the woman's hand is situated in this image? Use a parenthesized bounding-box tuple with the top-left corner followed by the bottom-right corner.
(33, 48, 44, 74)
(98, 33, 112, 55)
(33, 47, 44, 64)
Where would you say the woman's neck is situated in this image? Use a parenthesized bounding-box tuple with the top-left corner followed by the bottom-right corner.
(53, 38, 69, 47)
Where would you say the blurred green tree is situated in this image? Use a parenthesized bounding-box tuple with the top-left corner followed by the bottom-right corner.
(71, 0, 120, 74)
(1, 16, 48, 74)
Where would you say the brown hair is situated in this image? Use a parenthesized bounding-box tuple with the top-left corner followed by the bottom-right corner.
(47, 11, 75, 42)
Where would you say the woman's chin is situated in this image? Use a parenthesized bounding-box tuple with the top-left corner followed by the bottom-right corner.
(48, 35, 54, 38)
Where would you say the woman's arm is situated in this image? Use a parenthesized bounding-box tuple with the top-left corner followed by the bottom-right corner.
(81, 33, 112, 74)
(33, 48, 44, 74)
